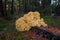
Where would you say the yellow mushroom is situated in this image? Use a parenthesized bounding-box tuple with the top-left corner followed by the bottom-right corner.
(16, 11, 47, 31)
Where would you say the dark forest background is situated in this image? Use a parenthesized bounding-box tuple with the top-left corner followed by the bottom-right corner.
(0, 0, 60, 40)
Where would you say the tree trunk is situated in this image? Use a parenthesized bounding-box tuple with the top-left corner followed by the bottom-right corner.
(11, 0, 14, 14)
(0, 0, 4, 16)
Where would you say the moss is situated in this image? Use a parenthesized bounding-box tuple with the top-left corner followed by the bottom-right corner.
(43, 16, 60, 27)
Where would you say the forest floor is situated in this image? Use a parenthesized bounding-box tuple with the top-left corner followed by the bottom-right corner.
(0, 16, 60, 40)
